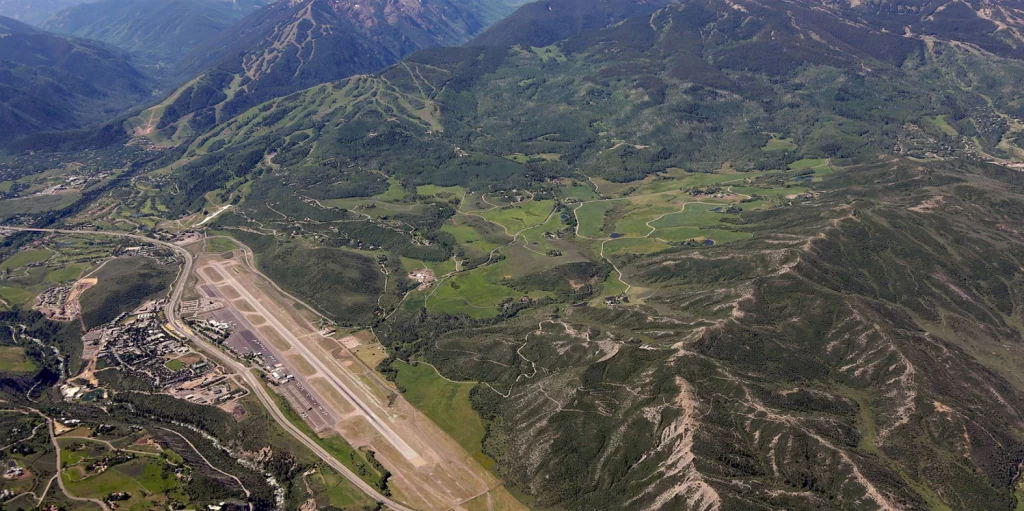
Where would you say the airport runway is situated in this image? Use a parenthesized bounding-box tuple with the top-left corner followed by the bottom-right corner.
(198, 283, 335, 431)
(205, 261, 422, 463)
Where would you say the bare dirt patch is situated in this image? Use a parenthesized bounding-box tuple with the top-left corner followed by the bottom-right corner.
(408, 268, 437, 290)
(176, 353, 203, 366)
(234, 301, 257, 313)
(338, 335, 363, 349)
(909, 196, 944, 213)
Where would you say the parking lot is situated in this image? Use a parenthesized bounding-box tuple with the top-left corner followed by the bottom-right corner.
(197, 285, 335, 432)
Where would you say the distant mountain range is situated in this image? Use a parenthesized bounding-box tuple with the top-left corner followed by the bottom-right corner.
(0, 0, 528, 143)
(130, 0, 528, 144)
(469, 0, 673, 48)
(0, 0, 85, 25)
(0, 15, 152, 141)
(42, 0, 273, 75)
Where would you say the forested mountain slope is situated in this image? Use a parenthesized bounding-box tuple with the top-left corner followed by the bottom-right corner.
(0, 15, 153, 142)
(822, 0, 1024, 58)
(0, 0, 84, 25)
(468, 0, 674, 48)
(126, 0, 524, 145)
(42, 0, 273, 74)
(4, 0, 1024, 510)
(141, 0, 1024, 210)
(81, 1, 1024, 509)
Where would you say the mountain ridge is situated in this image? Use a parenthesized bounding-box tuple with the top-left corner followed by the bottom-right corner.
(0, 0, 84, 25)
(0, 15, 153, 141)
(2, 1, 1024, 510)
(42, 0, 273, 76)
(100, 2, 1024, 506)
(126, 0, 526, 145)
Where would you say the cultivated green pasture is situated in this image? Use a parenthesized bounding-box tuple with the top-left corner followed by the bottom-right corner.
(393, 360, 492, 469)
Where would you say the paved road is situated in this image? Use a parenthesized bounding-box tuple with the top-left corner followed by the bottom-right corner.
(1, 227, 416, 511)
(47, 416, 112, 511)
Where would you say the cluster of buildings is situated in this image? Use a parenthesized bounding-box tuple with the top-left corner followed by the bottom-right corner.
(150, 230, 204, 245)
(35, 277, 95, 322)
(28, 173, 100, 198)
(180, 375, 247, 406)
(65, 301, 245, 410)
(97, 303, 248, 406)
(35, 285, 73, 317)
(99, 311, 205, 387)
(266, 365, 295, 385)
(114, 245, 177, 265)
(186, 318, 232, 342)
(685, 186, 729, 198)
(2, 461, 24, 479)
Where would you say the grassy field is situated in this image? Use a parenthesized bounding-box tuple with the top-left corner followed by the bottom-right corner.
(602, 238, 671, 256)
(428, 258, 552, 319)
(926, 115, 959, 137)
(59, 435, 185, 510)
(319, 178, 417, 216)
(0, 347, 37, 373)
(64, 457, 182, 505)
(516, 212, 583, 258)
(788, 158, 834, 181)
(80, 256, 178, 329)
(0, 286, 36, 307)
(45, 264, 86, 283)
(205, 237, 239, 253)
(1, 248, 54, 270)
(762, 136, 797, 151)
(575, 201, 617, 238)
(612, 195, 685, 237)
(393, 360, 492, 470)
(559, 181, 601, 201)
(561, 168, 803, 261)
(477, 200, 554, 234)
(650, 203, 736, 229)
(164, 358, 186, 371)
(416, 184, 465, 198)
(400, 257, 457, 277)
(0, 194, 77, 218)
(313, 468, 372, 509)
(531, 45, 567, 63)
(443, 217, 510, 256)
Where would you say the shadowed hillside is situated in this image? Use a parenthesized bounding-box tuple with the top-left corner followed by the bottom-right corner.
(42, 0, 272, 75)
(0, 15, 153, 141)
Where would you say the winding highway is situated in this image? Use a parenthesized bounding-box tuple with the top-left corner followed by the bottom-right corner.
(0, 227, 416, 511)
